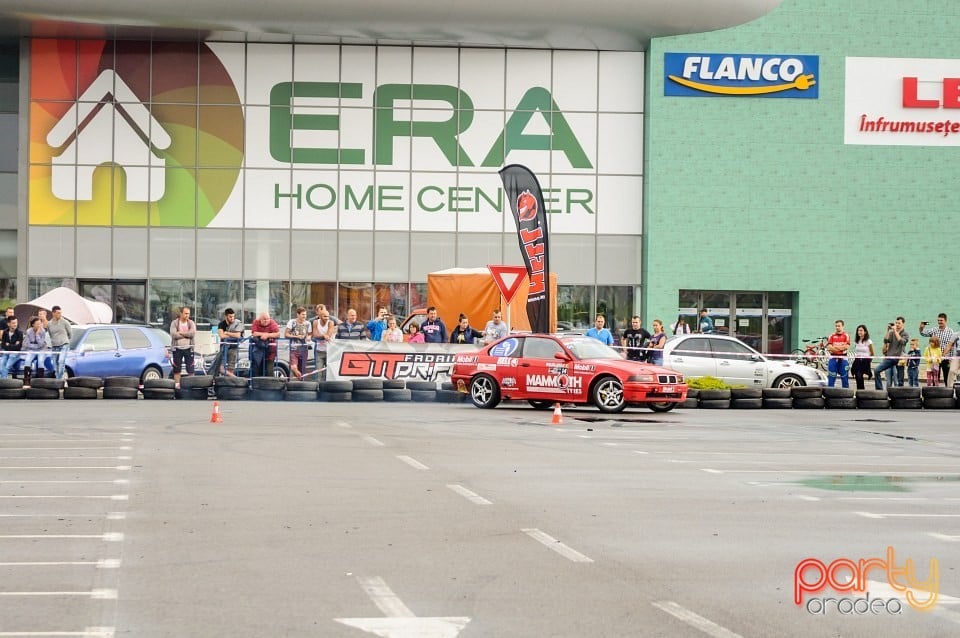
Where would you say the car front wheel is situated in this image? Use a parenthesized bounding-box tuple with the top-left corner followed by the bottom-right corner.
(773, 374, 805, 389)
(648, 401, 676, 413)
(469, 374, 501, 409)
(593, 376, 626, 413)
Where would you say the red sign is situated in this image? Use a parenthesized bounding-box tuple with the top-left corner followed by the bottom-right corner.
(487, 265, 528, 304)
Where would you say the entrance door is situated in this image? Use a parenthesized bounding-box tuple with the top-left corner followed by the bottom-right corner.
(732, 292, 764, 351)
(79, 280, 146, 324)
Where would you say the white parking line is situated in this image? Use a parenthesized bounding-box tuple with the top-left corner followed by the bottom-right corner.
(446, 484, 492, 505)
(796, 495, 820, 502)
(521, 528, 593, 563)
(0, 495, 128, 501)
(0, 629, 114, 637)
(0, 513, 122, 519)
(0, 589, 117, 599)
(335, 421, 353, 429)
(396, 455, 429, 470)
(362, 436, 384, 447)
(651, 601, 743, 638)
(633, 450, 649, 455)
(0, 533, 123, 541)
(855, 511, 960, 519)
(0, 466, 131, 470)
(0, 559, 121, 568)
(0, 479, 129, 484)
(0, 456, 132, 460)
(928, 533, 960, 542)
(0, 447, 131, 451)
(356, 576, 415, 617)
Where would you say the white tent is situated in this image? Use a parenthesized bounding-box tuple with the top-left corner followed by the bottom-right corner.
(14, 287, 113, 325)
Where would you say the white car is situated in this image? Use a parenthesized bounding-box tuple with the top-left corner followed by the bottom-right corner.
(661, 334, 826, 388)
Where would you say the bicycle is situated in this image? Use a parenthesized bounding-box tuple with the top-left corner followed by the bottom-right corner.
(792, 336, 829, 370)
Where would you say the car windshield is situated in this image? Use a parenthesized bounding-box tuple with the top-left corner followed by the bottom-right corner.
(67, 327, 88, 349)
(564, 338, 624, 360)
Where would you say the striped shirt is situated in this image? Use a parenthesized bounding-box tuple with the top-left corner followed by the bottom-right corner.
(920, 325, 956, 357)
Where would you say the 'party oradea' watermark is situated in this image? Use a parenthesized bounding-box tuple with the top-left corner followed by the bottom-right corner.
(795, 547, 939, 614)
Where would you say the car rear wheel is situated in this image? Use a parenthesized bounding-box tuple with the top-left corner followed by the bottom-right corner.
(648, 401, 676, 413)
(593, 376, 626, 413)
(469, 374, 500, 409)
(141, 366, 163, 384)
(773, 374, 805, 389)
(528, 399, 553, 410)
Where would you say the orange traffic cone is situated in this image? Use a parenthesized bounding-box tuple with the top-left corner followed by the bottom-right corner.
(210, 401, 223, 423)
(552, 402, 563, 425)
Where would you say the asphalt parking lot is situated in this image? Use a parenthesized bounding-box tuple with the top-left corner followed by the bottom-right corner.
(0, 401, 958, 638)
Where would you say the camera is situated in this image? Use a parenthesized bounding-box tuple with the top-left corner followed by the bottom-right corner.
(888, 323, 894, 328)
(921, 320, 929, 326)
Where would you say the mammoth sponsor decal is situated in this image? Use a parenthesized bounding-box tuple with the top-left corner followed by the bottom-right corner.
(573, 363, 595, 372)
(339, 351, 457, 381)
(525, 374, 583, 393)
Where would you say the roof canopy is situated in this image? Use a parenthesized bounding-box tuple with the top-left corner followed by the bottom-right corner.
(0, 0, 782, 50)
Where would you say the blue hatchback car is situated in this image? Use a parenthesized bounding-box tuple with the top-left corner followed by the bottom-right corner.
(63, 324, 173, 383)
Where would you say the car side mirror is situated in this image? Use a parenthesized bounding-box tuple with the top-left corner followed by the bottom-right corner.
(80, 344, 94, 354)
(554, 351, 572, 362)
(751, 354, 762, 361)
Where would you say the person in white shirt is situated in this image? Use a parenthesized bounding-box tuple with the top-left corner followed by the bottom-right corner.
(483, 308, 509, 345)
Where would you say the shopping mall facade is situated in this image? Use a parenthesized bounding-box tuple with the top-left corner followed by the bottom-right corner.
(0, 0, 951, 352)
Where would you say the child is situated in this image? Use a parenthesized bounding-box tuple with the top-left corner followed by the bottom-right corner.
(923, 336, 942, 387)
(905, 337, 921, 387)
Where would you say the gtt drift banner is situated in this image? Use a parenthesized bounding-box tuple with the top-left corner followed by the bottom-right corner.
(327, 341, 477, 384)
(499, 164, 550, 334)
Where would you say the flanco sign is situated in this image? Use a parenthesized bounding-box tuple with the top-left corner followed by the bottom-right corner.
(30, 41, 644, 234)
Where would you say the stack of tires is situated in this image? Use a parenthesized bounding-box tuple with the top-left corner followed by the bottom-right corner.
(103, 376, 140, 399)
(285, 380, 319, 401)
(351, 378, 384, 402)
(27, 377, 63, 400)
(251, 376, 285, 401)
(855, 389, 889, 410)
(680, 388, 699, 409)
(319, 380, 352, 402)
(823, 387, 856, 409)
(761, 387, 792, 409)
(921, 385, 954, 409)
(791, 385, 824, 409)
(887, 386, 922, 409)
(179, 375, 214, 400)
(0, 378, 24, 400)
(437, 381, 466, 403)
(215, 375, 249, 401)
(383, 380, 411, 402)
(730, 387, 762, 409)
(698, 388, 730, 409)
(406, 381, 438, 402)
(64, 376, 101, 400)
(142, 379, 175, 400)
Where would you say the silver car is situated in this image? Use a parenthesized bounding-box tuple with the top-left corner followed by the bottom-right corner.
(661, 334, 826, 388)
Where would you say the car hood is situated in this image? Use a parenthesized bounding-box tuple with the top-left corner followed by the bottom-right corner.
(579, 357, 681, 377)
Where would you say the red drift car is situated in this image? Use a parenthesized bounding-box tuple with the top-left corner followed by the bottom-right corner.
(451, 334, 687, 413)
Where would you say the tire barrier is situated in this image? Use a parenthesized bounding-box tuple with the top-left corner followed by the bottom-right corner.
(0, 373, 956, 410)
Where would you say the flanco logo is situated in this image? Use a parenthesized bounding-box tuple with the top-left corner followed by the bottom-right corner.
(664, 53, 819, 99)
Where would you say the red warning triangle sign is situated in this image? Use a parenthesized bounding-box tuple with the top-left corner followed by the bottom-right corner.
(487, 265, 529, 305)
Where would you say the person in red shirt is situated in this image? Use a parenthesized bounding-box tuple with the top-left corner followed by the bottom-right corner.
(826, 319, 851, 388)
